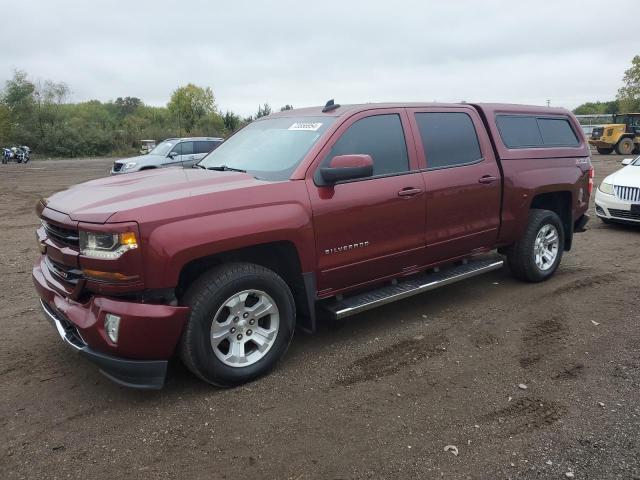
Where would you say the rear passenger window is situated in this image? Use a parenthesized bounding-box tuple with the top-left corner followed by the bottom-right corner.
(194, 141, 216, 154)
(537, 118, 579, 146)
(415, 112, 482, 169)
(328, 114, 409, 176)
(497, 115, 578, 148)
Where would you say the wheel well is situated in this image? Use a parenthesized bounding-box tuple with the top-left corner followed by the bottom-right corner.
(530, 191, 573, 250)
(176, 241, 314, 331)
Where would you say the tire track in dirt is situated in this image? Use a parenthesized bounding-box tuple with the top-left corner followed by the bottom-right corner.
(336, 334, 449, 386)
(482, 396, 566, 436)
(519, 315, 566, 368)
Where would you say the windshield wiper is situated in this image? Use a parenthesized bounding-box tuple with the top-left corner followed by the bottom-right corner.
(207, 165, 246, 173)
(193, 164, 206, 169)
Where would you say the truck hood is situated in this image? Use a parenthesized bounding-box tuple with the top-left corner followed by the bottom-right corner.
(44, 167, 266, 223)
(607, 165, 640, 188)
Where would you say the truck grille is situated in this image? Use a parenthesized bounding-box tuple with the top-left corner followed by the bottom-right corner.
(614, 185, 640, 203)
(608, 209, 640, 221)
(45, 256, 83, 285)
(112, 162, 123, 172)
(42, 221, 79, 247)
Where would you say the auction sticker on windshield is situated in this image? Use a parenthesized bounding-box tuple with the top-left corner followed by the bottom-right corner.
(288, 122, 323, 131)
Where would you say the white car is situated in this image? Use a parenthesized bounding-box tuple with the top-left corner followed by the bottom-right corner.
(595, 155, 640, 224)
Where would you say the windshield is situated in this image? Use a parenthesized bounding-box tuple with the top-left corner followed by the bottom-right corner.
(199, 117, 335, 180)
(149, 140, 176, 156)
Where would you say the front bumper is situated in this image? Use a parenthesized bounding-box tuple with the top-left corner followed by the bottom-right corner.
(40, 300, 168, 389)
(588, 139, 614, 149)
(594, 189, 640, 224)
(33, 258, 189, 389)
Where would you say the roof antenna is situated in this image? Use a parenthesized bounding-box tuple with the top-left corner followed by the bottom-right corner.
(322, 99, 340, 113)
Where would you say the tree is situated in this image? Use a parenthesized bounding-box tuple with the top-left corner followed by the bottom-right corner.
(223, 110, 241, 132)
(573, 100, 619, 115)
(280, 104, 293, 111)
(167, 84, 216, 134)
(617, 55, 640, 113)
(2, 70, 35, 110)
(255, 103, 272, 118)
(0, 104, 12, 141)
(114, 96, 143, 117)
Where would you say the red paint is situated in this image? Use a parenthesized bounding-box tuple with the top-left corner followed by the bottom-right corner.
(33, 102, 591, 363)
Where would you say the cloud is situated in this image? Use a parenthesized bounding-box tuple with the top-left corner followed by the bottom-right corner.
(1, 0, 636, 116)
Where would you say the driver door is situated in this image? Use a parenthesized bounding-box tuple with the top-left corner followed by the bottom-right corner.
(307, 109, 427, 295)
(167, 141, 195, 167)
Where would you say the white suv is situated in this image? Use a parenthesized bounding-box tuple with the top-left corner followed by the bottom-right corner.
(111, 137, 223, 174)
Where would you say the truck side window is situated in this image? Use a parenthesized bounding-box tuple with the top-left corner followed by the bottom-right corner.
(496, 115, 578, 148)
(537, 118, 579, 146)
(415, 112, 483, 169)
(327, 114, 409, 176)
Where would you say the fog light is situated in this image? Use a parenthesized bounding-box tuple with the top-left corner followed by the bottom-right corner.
(104, 313, 121, 343)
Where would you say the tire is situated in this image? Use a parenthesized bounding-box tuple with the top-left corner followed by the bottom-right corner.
(596, 147, 613, 155)
(615, 138, 634, 155)
(180, 262, 296, 387)
(506, 209, 564, 283)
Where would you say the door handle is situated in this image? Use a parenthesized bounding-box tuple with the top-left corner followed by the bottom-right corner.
(398, 187, 423, 197)
(478, 175, 498, 184)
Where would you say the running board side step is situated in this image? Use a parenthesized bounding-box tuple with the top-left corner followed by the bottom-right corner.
(323, 256, 504, 319)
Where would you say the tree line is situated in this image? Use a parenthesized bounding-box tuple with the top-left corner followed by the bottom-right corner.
(0, 70, 291, 157)
(573, 55, 640, 115)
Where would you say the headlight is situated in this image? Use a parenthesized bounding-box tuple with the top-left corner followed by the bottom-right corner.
(79, 231, 138, 259)
(123, 162, 137, 170)
(598, 181, 614, 195)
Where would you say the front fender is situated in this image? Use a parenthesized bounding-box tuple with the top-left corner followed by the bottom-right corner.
(141, 202, 316, 289)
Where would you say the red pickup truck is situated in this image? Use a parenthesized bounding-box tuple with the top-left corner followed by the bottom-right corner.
(33, 101, 592, 389)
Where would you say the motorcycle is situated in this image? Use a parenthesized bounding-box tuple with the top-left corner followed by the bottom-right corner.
(19, 146, 31, 163)
(2, 146, 31, 164)
(2, 148, 12, 164)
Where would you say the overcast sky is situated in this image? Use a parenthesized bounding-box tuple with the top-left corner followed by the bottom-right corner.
(1, 0, 637, 117)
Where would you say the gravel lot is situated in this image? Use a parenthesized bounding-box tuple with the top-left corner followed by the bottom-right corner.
(1, 155, 639, 479)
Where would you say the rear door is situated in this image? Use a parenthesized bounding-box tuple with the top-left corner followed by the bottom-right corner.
(407, 107, 501, 265)
(307, 109, 427, 294)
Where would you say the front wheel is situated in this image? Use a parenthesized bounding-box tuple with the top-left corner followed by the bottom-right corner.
(506, 209, 564, 282)
(180, 262, 296, 387)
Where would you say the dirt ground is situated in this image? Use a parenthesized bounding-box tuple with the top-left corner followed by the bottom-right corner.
(1, 155, 639, 480)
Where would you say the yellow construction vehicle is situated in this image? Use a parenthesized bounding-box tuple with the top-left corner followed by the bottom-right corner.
(588, 113, 640, 155)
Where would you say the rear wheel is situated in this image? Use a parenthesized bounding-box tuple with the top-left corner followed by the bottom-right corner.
(506, 209, 564, 282)
(596, 147, 614, 155)
(180, 262, 295, 387)
(615, 138, 634, 155)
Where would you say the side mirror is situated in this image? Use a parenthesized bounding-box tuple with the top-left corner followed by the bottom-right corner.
(621, 158, 633, 166)
(168, 151, 179, 158)
(320, 154, 374, 184)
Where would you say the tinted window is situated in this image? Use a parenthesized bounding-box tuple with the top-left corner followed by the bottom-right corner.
(538, 118, 579, 146)
(327, 114, 409, 176)
(415, 112, 482, 169)
(496, 116, 543, 148)
(194, 141, 219, 154)
(497, 115, 579, 148)
(171, 141, 194, 155)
